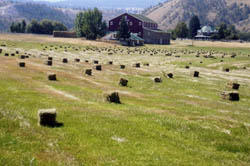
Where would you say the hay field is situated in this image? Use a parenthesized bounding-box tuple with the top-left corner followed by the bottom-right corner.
(0, 34, 250, 166)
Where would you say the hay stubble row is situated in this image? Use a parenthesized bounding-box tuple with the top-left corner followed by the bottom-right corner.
(0, 35, 250, 165)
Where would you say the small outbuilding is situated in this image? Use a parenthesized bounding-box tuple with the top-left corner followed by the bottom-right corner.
(120, 33, 144, 46)
(53, 31, 77, 38)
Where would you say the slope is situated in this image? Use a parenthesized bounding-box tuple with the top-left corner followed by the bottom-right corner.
(144, 0, 250, 32)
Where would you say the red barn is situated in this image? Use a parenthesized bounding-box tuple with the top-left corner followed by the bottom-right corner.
(108, 13, 170, 45)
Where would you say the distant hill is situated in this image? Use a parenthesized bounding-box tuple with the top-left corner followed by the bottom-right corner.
(0, 1, 126, 32)
(144, 0, 250, 32)
(0, 1, 76, 32)
(30, 0, 164, 9)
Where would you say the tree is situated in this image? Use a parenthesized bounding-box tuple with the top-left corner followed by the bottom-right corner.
(75, 8, 107, 40)
(217, 23, 227, 39)
(21, 20, 26, 33)
(117, 16, 130, 40)
(10, 21, 24, 33)
(27, 19, 41, 34)
(10, 22, 16, 33)
(189, 15, 200, 38)
(26, 19, 67, 35)
(174, 22, 189, 38)
(75, 12, 85, 37)
(53, 21, 67, 31)
(40, 19, 54, 34)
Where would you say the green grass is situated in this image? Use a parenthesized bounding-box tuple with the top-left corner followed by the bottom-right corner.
(0, 37, 250, 166)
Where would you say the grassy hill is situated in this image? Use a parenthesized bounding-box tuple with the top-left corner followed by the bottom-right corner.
(0, 34, 250, 165)
(144, 0, 250, 32)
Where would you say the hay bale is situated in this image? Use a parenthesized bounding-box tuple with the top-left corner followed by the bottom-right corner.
(192, 71, 199, 77)
(227, 82, 240, 90)
(133, 63, 140, 68)
(75, 58, 80, 62)
(95, 65, 102, 71)
(154, 77, 162, 83)
(46, 60, 53, 66)
(62, 58, 68, 63)
(167, 73, 173, 78)
(19, 62, 25, 67)
(38, 108, 57, 127)
(20, 55, 26, 59)
(48, 74, 57, 81)
(119, 78, 128, 86)
(85, 69, 92, 76)
(120, 65, 125, 69)
(104, 92, 121, 104)
(221, 91, 239, 101)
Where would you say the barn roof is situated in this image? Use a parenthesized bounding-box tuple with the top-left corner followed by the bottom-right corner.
(130, 33, 144, 41)
(129, 14, 157, 24)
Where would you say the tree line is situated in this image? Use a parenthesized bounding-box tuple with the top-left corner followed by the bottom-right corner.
(10, 19, 67, 34)
(171, 15, 250, 41)
(10, 8, 250, 41)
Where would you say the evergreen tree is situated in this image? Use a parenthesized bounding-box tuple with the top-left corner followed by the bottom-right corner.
(217, 23, 227, 39)
(117, 16, 130, 40)
(10, 21, 23, 33)
(10, 22, 15, 33)
(174, 22, 189, 38)
(189, 15, 200, 38)
(21, 19, 26, 33)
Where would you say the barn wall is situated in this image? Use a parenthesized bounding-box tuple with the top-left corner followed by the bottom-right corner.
(108, 13, 144, 38)
(143, 28, 170, 45)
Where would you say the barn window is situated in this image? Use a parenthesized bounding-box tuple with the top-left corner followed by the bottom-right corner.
(110, 21, 113, 26)
(130, 22, 133, 26)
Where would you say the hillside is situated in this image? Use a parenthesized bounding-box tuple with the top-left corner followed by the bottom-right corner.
(144, 0, 250, 32)
(0, 1, 76, 32)
(0, 1, 126, 32)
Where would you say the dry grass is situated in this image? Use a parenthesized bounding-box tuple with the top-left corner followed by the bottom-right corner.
(0, 34, 250, 166)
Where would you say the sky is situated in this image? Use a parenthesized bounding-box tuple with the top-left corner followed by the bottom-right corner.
(18, 0, 166, 9)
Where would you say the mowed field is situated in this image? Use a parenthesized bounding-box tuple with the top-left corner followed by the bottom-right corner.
(0, 34, 250, 166)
